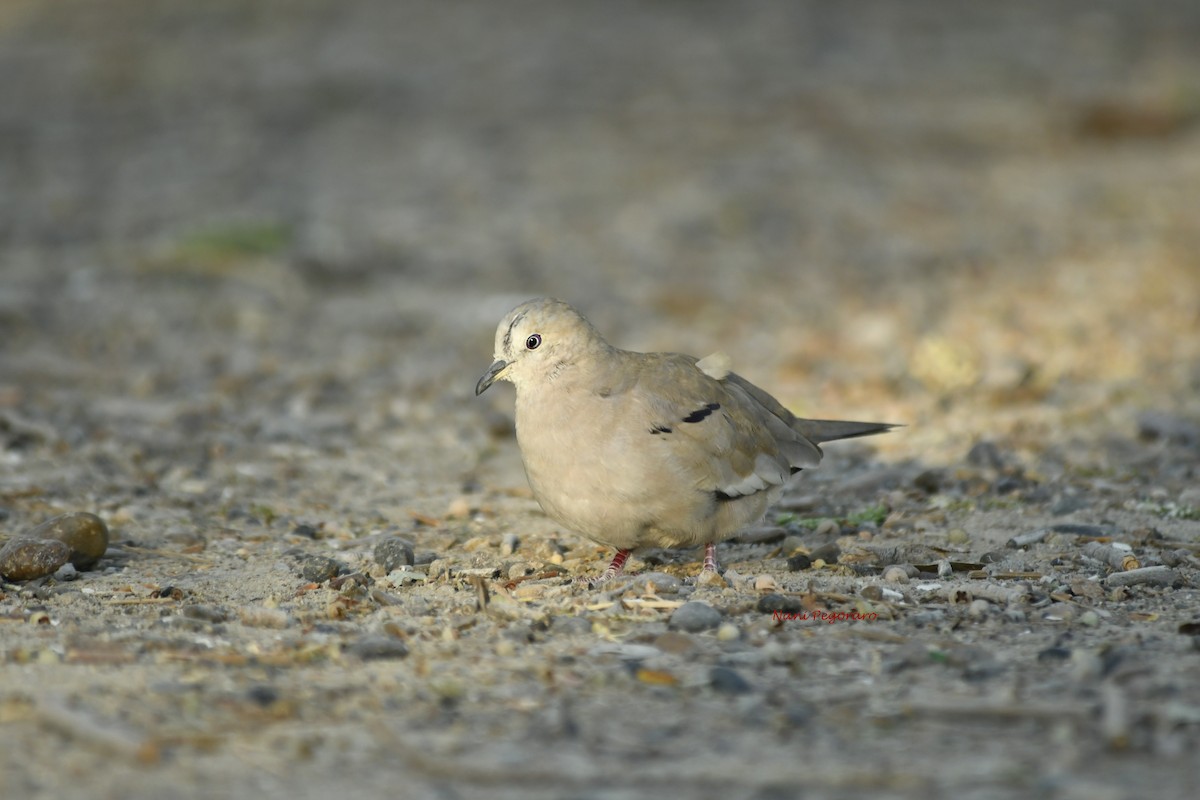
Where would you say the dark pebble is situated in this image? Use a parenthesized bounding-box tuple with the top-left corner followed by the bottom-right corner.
(913, 469, 943, 493)
(710, 666, 753, 694)
(374, 536, 415, 571)
(291, 524, 320, 539)
(786, 553, 812, 571)
(24, 512, 109, 569)
(668, 601, 722, 632)
(809, 543, 841, 563)
(346, 635, 409, 660)
(297, 554, 344, 582)
(246, 685, 281, 707)
(756, 593, 804, 614)
(0, 538, 71, 581)
(182, 604, 230, 623)
(966, 441, 1006, 469)
(1037, 646, 1072, 662)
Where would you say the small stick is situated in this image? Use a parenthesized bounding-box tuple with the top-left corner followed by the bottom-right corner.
(1104, 566, 1179, 588)
(1082, 541, 1139, 571)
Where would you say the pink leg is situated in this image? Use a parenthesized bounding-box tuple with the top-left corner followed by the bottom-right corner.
(702, 542, 719, 573)
(579, 548, 631, 587)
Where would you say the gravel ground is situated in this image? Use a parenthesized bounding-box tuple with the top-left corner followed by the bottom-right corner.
(3, 2, 1200, 799)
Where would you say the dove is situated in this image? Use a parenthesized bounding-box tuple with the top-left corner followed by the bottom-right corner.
(475, 297, 896, 585)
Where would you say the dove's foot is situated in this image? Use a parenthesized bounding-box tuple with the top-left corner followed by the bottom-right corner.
(577, 548, 631, 587)
(702, 542, 720, 573)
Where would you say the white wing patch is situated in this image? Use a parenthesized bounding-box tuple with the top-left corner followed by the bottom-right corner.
(719, 452, 791, 497)
(696, 351, 732, 380)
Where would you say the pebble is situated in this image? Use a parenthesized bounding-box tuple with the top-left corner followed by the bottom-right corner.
(345, 635, 409, 660)
(913, 469, 942, 493)
(716, 623, 740, 642)
(809, 543, 840, 563)
(1079, 610, 1101, 627)
(967, 599, 991, 619)
(632, 571, 682, 594)
(23, 512, 110, 569)
(653, 631, 696, 654)
(709, 666, 752, 694)
(946, 528, 970, 545)
(695, 570, 727, 588)
(780, 535, 807, 555)
(786, 553, 812, 571)
(814, 519, 840, 538)
(669, 601, 723, 632)
(500, 533, 520, 556)
(753, 575, 778, 592)
(296, 554, 344, 583)
(239, 606, 292, 629)
(882, 566, 910, 584)
(966, 440, 1005, 470)
(374, 537, 415, 571)
(0, 538, 71, 581)
(755, 593, 803, 614)
(183, 604, 230, 623)
(860, 585, 884, 601)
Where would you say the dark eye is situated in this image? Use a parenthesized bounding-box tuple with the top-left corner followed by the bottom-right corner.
(525, 334, 542, 350)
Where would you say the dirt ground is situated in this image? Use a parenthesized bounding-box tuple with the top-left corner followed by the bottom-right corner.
(2, 2, 1200, 798)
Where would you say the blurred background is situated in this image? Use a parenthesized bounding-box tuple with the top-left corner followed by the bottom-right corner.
(2, 0, 1199, 481)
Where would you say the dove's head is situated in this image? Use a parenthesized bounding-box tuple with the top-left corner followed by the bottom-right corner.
(475, 298, 607, 395)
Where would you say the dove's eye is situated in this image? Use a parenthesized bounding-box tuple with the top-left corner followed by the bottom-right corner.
(525, 334, 542, 350)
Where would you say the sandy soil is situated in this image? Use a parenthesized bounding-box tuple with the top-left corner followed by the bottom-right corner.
(2, 2, 1200, 798)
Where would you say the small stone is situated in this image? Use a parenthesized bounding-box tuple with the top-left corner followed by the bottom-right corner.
(345, 635, 409, 660)
(495, 639, 517, 658)
(374, 537, 415, 571)
(716, 623, 740, 641)
(653, 631, 696, 654)
(787, 553, 812, 571)
(297, 554, 344, 583)
(936, 559, 953, 577)
(966, 441, 1005, 470)
(0, 538, 71, 581)
(754, 575, 778, 592)
(291, 524, 320, 539)
(709, 666, 752, 694)
(882, 566, 910, 584)
(946, 528, 970, 545)
(23, 512, 109, 569)
(1079, 610, 1101, 627)
(669, 601, 723, 632)
(860, 585, 884, 601)
(500, 533, 520, 556)
(633, 571, 682, 594)
(913, 469, 942, 493)
(814, 519, 840, 538)
(967, 599, 991, 619)
(756, 593, 804, 614)
(445, 496, 472, 519)
(182, 604, 230, 623)
(239, 606, 292, 629)
(809, 543, 840, 563)
(780, 535, 807, 555)
(1002, 607, 1027, 623)
(696, 570, 727, 588)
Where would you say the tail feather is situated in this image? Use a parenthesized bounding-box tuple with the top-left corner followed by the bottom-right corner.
(793, 419, 900, 444)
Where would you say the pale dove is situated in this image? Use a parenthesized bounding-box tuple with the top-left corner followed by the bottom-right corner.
(476, 298, 896, 584)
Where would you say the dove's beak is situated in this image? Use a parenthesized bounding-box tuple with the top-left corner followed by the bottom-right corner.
(475, 359, 509, 396)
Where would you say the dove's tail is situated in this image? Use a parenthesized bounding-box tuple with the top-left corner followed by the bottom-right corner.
(793, 419, 900, 444)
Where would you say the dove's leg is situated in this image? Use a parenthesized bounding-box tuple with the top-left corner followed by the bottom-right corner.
(702, 542, 719, 572)
(580, 548, 631, 586)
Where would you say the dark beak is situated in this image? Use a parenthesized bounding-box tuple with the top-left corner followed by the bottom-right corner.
(475, 359, 508, 396)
